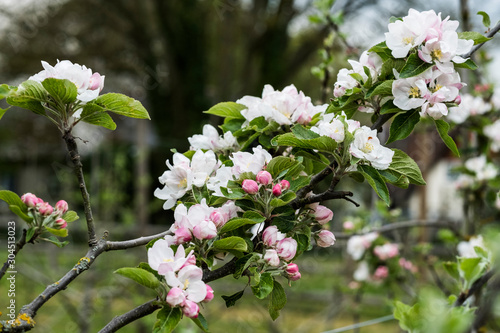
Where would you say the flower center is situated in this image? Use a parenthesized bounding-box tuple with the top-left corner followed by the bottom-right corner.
(183, 279, 190, 290)
(408, 87, 420, 98)
(431, 49, 443, 61)
(403, 36, 415, 45)
(178, 178, 187, 188)
(431, 84, 443, 93)
(362, 137, 374, 153)
(162, 258, 173, 263)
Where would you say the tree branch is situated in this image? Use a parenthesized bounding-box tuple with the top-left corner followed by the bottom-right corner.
(202, 256, 239, 283)
(292, 190, 359, 209)
(105, 230, 172, 251)
(294, 161, 335, 201)
(454, 270, 495, 307)
(98, 299, 161, 333)
(62, 130, 98, 247)
(462, 20, 500, 59)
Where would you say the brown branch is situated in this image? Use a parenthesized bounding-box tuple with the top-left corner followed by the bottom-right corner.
(292, 190, 359, 209)
(98, 299, 161, 333)
(62, 130, 98, 247)
(461, 20, 500, 59)
(334, 220, 461, 240)
(202, 256, 239, 283)
(294, 161, 335, 201)
(106, 230, 172, 251)
(454, 270, 495, 307)
(371, 113, 395, 132)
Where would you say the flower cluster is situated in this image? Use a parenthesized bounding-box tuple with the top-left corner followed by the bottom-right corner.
(447, 93, 492, 124)
(455, 155, 498, 189)
(148, 240, 213, 318)
(188, 124, 239, 152)
(29, 60, 105, 103)
(483, 119, 500, 152)
(236, 84, 327, 125)
(21, 193, 69, 230)
(262, 226, 298, 266)
(387, 9, 473, 119)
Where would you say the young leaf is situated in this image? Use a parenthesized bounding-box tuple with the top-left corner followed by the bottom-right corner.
(365, 80, 394, 98)
(212, 236, 248, 252)
(477, 11, 491, 28)
(266, 156, 304, 179)
(291, 124, 320, 140)
(204, 101, 246, 120)
(45, 227, 69, 238)
(62, 210, 79, 223)
(368, 41, 393, 61)
(453, 59, 478, 70)
(270, 192, 297, 207)
(0, 190, 32, 223)
(41, 78, 77, 104)
(233, 253, 261, 279)
(458, 31, 491, 45)
(80, 103, 117, 130)
(399, 53, 433, 78)
(268, 280, 287, 320)
(251, 273, 274, 299)
(271, 132, 337, 153)
(153, 307, 182, 333)
(387, 149, 426, 185)
(443, 261, 459, 281)
(43, 236, 69, 248)
(433, 119, 459, 156)
(94, 93, 150, 119)
(221, 290, 245, 307)
(190, 312, 210, 333)
(387, 109, 420, 144)
(458, 257, 487, 290)
(219, 217, 264, 234)
(6, 80, 47, 115)
(358, 164, 391, 206)
(114, 267, 161, 290)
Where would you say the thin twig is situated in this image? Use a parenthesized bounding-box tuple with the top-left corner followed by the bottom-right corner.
(63, 130, 98, 247)
(454, 270, 495, 307)
(461, 20, 500, 59)
(292, 190, 359, 209)
(98, 299, 161, 333)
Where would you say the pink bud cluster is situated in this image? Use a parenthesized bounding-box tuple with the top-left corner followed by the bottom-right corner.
(373, 243, 399, 261)
(242, 171, 291, 198)
(373, 266, 389, 281)
(21, 193, 69, 229)
(399, 258, 418, 273)
(307, 203, 336, 248)
(262, 226, 298, 266)
(148, 241, 213, 318)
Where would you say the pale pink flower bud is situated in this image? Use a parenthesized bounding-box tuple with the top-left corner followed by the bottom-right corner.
(272, 184, 282, 196)
(181, 253, 197, 269)
(35, 197, 44, 205)
(182, 300, 199, 318)
(373, 243, 399, 260)
(167, 287, 186, 307)
(264, 249, 280, 266)
(286, 263, 299, 275)
(192, 220, 217, 240)
(88, 72, 105, 91)
(289, 271, 301, 281)
(21, 193, 38, 208)
(279, 180, 290, 191)
(316, 230, 336, 247)
(38, 202, 53, 216)
(314, 205, 334, 225)
(454, 95, 462, 105)
(210, 210, 225, 228)
(55, 218, 67, 229)
(203, 285, 214, 303)
(242, 179, 259, 194)
(262, 226, 279, 247)
(277, 238, 297, 261)
(343, 221, 355, 230)
(174, 227, 192, 244)
(256, 170, 273, 185)
(373, 266, 389, 280)
(55, 200, 68, 215)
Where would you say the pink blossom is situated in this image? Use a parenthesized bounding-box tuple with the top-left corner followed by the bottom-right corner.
(343, 221, 355, 230)
(88, 72, 105, 91)
(373, 266, 389, 280)
(242, 179, 259, 194)
(167, 287, 186, 307)
(264, 249, 280, 266)
(21, 193, 38, 208)
(174, 227, 192, 244)
(272, 183, 282, 196)
(210, 210, 225, 228)
(289, 271, 301, 281)
(399, 258, 418, 273)
(373, 243, 399, 260)
(262, 226, 284, 247)
(313, 205, 333, 225)
(316, 230, 336, 247)
(165, 265, 207, 303)
(182, 300, 200, 318)
(203, 285, 214, 303)
(192, 220, 217, 240)
(55, 218, 67, 229)
(55, 200, 68, 215)
(256, 171, 273, 185)
(38, 202, 53, 216)
(280, 179, 290, 191)
(276, 238, 297, 261)
(286, 263, 301, 281)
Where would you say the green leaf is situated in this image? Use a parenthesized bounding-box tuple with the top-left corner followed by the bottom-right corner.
(399, 53, 433, 78)
(114, 267, 161, 290)
(61, 210, 79, 223)
(43, 236, 69, 248)
(433, 119, 459, 156)
(6, 80, 47, 115)
(458, 257, 487, 289)
(0, 107, 9, 121)
(220, 217, 264, 234)
(393, 301, 421, 332)
(233, 253, 261, 279)
(26, 227, 36, 242)
(458, 31, 491, 45)
(368, 41, 393, 61)
(190, 312, 210, 333)
(453, 59, 478, 70)
(387, 109, 420, 144)
(378, 170, 409, 188)
(94, 93, 150, 119)
(266, 156, 304, 179)
(153, 307, 182, 333)
(365, 80, 394, 98)
(45, 226, 69, 238)
(388, 149, 426, 185)
(212, 236, 248, 252)
(293, 232, 311, 258)
(79, 103, 117, 130)
(243, 211, 266, 222)
(221, 290, 245, 307)
(0, 190, 32, 223)
(269, 280, 287, 320)
(380, 100, 400, 115)
(291, 124, 320, 139)
(270, 192, 296, 207)
(358, 164, 390, 206)
(41, 78, 77, 104)
(221, 118, 245, 133)
(477, 11, 491, 28)
(379, 58, 406, 80)
(251, 273, 274, 299)
(0, 84, 14, 99)
(443, 261, 459, 281)
(271, 132, 337, 153)
(204, 101, 246, 120)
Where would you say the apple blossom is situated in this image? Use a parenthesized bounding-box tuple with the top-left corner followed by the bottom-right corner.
(316, 230, 336, 247)
(174, 227, 193, 244)
(182, 300, 200, 318)
(373, 243, 399, 260)
(188, 124, 239, 152)
(392, 76, 429, 111)
(464, 155, 498, 181)
(353, 261, 370, 282)
(373, 266, 389, 280)
(347, 232, 379, 260)
(192, 219, 217, 240)
(242, 179, 259, 194)
(350, 126, 394, 170)
(167, 287, 186, 307)
(276, 238, 297, 261)
(21, 193, 38, 208)
(55, 218, 67, 229)
(38, 202, 53, 216)
(343, 221, 355, 230)
(264, 249, 280, 267)
(203, 285, 214, 303)
(256, 170, 273, 185)
(279, 179, 290, 191)
(55, 200, 68, 215)
(262, 226, 285, 247)
(484, 120, 500, 152)
(313, 205, 334, 225)
(272, 183, 282, 197)
(457, 235, 490, 259)
(230, 146, 272, 177)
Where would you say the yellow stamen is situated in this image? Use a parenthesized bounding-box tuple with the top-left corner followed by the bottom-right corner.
(431, 49, 443, 61)
(409, 87, 420, 98)
(178, 178, 187, 188)
(403, 36, 415, 45)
